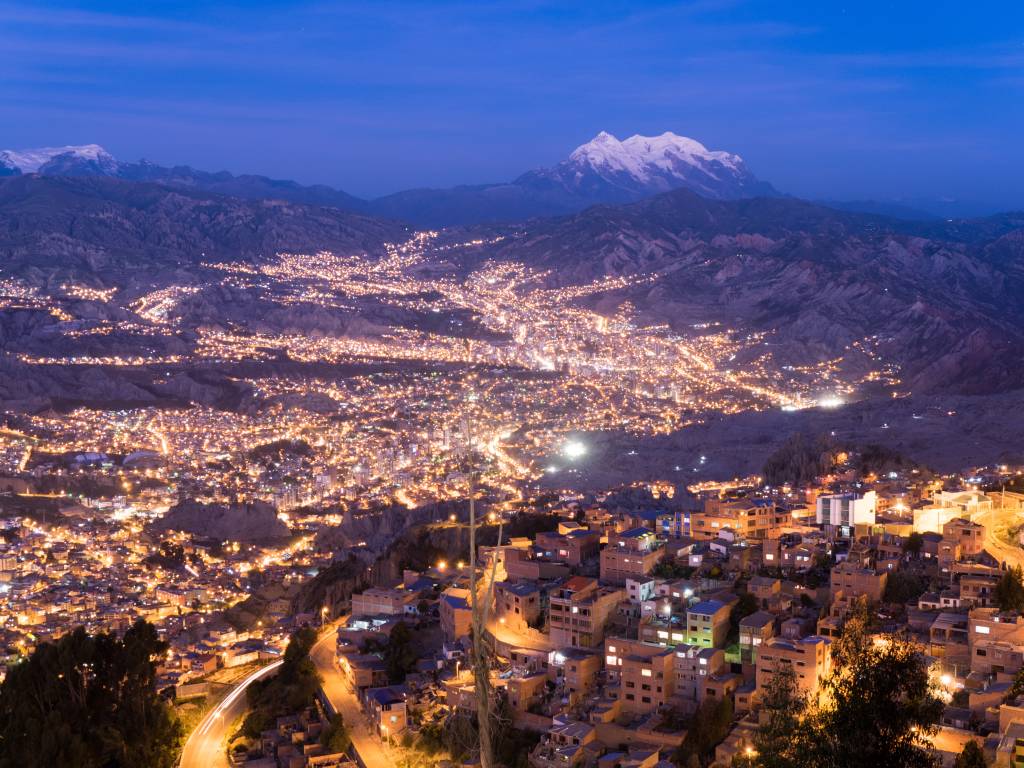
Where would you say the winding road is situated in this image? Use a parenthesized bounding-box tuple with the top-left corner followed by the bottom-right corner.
(179, 660, 283, 768)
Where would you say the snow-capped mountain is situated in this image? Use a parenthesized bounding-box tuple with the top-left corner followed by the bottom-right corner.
(515, 131, 777, 202)
(0, 144, 120, 176)
(0, 131, 779, 226)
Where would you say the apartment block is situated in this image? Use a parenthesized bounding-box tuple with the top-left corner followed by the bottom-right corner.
(549, 576, 624, 648)
(685, 599, 731, 649)
(600, 528, 663, 586)
(692, 498, 791, 542)
(756, 635, 832, 699)
(604, 637, 676, 715)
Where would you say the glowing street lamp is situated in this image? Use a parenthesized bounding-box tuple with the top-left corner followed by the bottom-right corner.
(562, 440, 587, 460)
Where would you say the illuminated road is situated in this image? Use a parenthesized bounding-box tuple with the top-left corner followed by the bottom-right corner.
(974, 501, 1024, 569)
(310, 619, 392, 768)
(179, 660, 282, 768)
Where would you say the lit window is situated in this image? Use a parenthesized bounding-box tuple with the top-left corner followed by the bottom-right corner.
(642, 669, 653, 677)
(976, 625, 990, 634)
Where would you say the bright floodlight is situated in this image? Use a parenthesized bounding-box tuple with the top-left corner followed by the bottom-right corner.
(562, 439, 587, 460)
(818, 395, 844, 409)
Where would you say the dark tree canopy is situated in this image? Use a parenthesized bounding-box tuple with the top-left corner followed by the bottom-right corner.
(995, 566, 1024, 613)
(0, 620, 182, 768)
(762, 433, 840, 487)
(739, 611, 943, 768)
(953, 739, 988, 768)
(242, 626, 321, 738)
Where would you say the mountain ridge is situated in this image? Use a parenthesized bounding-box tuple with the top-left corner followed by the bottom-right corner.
(0, 133, 778, 227)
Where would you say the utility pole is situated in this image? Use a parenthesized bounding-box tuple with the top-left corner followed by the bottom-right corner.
(466, 385, 497, 768)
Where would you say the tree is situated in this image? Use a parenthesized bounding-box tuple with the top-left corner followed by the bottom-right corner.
(995, 566, 1024, 613)
(672, 694, 733, 767)
(242, 626, 321, 738)
(954, 739, 988, 768)
(729, 592, 759, 642)
(903, 532, 925, 557)
(0, 620, 182, 768)
(320, 713, 352, 754)
(1008, 666, 1024, 702)
(883, 571, 929, 606)
(811, 614, 944, 768)
(383, 622, 418, 682)
(750, 665, 810, 768)
(739, 611, 943, 768)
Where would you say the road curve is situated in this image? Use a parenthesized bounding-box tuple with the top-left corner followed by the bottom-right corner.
(179, 660, 283, 768)
(310, 619, 392, 768)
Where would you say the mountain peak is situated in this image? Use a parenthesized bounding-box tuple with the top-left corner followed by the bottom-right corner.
(0, 144, 118, 174)
(552, 130, 771, 201)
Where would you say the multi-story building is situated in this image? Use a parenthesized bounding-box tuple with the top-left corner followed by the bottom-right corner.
(829, 561, 887, 606)
(549, 576, 624, 648)
(604, 637, 676, 715)
(599, 528, 663, 586)
(692, 498, 791, 542)
(969, 608, 1024, 678)
(816, 491, 877, 536)
(365, 685, 408, 739)
(756, 636, 832, 699)
(738, 611, 775, 664)
(941, 518, 985, 564)
(494, 581, 542, 633)
(672, 644, 726, 708)
(548, 647, 602, 698)
(350, 586, 420, 619)
(535, 530, 601, 566)
(685, 599, 731, 649)
(440, 587, 472, 642)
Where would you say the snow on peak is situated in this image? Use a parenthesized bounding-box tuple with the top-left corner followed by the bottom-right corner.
(0, 144, 117, 173)
(568, 131, 744, 183)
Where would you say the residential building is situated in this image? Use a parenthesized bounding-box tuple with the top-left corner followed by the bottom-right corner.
(604, 637, 676, 715)
(685, 599, 731, 649)
(756, 636, 832, 699)
(440, 587, 472, 642)
(816, 491, 877, 535)
(600, 528, 663, 585)
(549, 576, 624, 648)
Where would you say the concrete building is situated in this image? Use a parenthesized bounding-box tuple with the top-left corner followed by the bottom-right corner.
(830, 561, 888, 605)
(600, 528, 663, 586)
(440, 587, 472, 642)
(672, 644, 726, 708)
(738, 611, 776, 664)
(685, 599, 731, 649)
(756, 636, 832, 699)
(494, 581, 542, 633)
(604, 637, 676, 715)
(816, 491, 877, 535)
(549, 576, 625, 648)
(350, 586, 419, 619)
(692, 498, 790, 542)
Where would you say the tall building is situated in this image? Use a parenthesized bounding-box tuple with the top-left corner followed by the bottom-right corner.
(599, 527, 662, 585)
(816, 491, 877, 535)
(548, 576, 624, 648)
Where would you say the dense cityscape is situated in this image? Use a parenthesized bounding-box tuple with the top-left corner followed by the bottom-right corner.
(3, 3, 1024, 768)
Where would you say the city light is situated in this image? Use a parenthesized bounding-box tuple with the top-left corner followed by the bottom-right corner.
(562, 440, 587, 460)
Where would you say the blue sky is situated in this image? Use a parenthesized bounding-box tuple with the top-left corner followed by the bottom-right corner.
(1, 0, 1022, 206)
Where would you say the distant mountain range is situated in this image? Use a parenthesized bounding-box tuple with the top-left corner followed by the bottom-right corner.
(0, 133, 779, 227)
(1, 136, 1002, 226)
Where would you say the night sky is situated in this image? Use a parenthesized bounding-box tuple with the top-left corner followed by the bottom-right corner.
(2, 0, 1022, 207)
